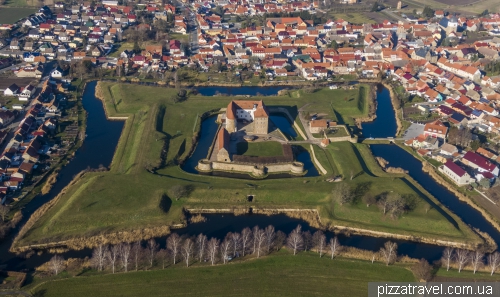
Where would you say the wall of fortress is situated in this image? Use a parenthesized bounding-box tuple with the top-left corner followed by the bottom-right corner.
(197, 159, 304, 176)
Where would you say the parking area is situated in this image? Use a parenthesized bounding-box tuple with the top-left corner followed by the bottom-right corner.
(402, 123, 424, 140)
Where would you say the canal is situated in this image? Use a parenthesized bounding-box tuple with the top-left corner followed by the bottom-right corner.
(1, 83, 499, 272)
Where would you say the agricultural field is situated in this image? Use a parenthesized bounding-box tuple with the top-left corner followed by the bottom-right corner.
(0, 7, 36, 23)
(30, 251, 417, 297)
(15, 82, 482, 248)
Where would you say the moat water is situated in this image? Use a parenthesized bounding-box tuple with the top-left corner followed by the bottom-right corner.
(2, 83, 500, 272)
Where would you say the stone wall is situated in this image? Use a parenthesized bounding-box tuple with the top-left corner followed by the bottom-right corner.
(198, 159, 305, 176)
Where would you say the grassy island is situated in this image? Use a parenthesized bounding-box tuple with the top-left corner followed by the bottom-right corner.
(14, 82, 482, 249)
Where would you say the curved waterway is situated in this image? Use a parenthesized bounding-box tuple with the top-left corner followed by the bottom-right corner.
(196, 86, 288, 96)
(361, 85, 397, 138)
(1, 83, 499, 272)
(0, 81, 125, 271)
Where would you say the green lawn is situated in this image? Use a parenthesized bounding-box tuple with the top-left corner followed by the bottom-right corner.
(236, 141, 283, 157)
(0, 7, 36, 23)
(298, 86, 368, 125)
(14, 82, 482, 249)
(30, 251, 416, 297)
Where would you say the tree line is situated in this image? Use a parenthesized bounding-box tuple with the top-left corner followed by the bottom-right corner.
(47, 225, 344, 275)
(46, 226, 500, 278)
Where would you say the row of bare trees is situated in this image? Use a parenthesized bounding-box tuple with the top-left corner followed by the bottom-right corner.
(441, 247, 500, 275)
(46, 225, 349, 275)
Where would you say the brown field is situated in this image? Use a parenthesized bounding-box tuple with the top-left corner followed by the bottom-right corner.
(0, 78, 37, 89)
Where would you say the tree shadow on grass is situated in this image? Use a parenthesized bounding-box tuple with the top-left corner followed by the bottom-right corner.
(160, 194, 172, 213)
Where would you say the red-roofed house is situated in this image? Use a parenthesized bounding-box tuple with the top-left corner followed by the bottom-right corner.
(462, 151, 500, 176)
(439, 160, 473, 185)
(423, 120, 448, 139)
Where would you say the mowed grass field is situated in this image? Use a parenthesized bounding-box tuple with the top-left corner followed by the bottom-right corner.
(0, 7, 36, 24)
(296, 86, 368, 125)
(31, 252, 417, 297)
(15, 82, 481, 247)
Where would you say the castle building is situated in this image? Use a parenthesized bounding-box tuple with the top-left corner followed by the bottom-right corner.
(217, 127, 230, 162)
(226, 100, 269, 134)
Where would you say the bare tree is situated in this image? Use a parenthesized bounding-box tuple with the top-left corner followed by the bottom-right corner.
(377, 195, 390, 215)
(303, 230, 313, 252)
(0, 205, 9, 222)
(455, 249, 470, 273)
(488, 252, 500, 276)
(106, 245, 120, 273)
(241, 227, 252, 256)
(157, 249, 168, 269)
(167, 233, 181, 265)
(207, 238, 220, 265)
(471, 250, 484, 274)
(363, 193, 376, 207)
(264, 225, 275, 253)
(441, 247, 454, 271)
(387, 193, 406, 219)
(252, 226, 260, 254)
(181, 238, 194, 267)
(380, 241, 398, 266)
(412, 259, 432, 281)
(119, 243, 132, 272)
(286, 225, 304, 255)
(147, 239, 159, 269)
(328, 237, 341, 259)
(274, 231, 286, 251)
(313, 231, 326, 257)
(132, 242, 142, 271)
(91, 243, 107, 271)
(332, 183, 353, 205)
(231, 232, 241, 257)
(254, 228, 266, 258)
(48, 255, 65, 276)
(220, 238, 232, 264)
(196, 233, 207, 262)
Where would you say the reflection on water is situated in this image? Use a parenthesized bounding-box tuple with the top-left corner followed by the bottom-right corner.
(296, 151, 319, 177)
(361, 85, 397, 138)
(181, 116, 218, 174)
(270, 115, 297, 138)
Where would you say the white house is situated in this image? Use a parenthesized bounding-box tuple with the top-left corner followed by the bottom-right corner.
(19, 85, 35, 101)
(3, 83, 20, 96)
(439, 160, 474, 186)
(50, 68, 63, 78)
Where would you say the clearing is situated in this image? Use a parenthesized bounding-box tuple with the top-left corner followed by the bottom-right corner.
(15, 82, 482, 248)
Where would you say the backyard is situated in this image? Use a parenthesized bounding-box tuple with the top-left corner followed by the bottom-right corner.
(13, 82, 482, 249)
